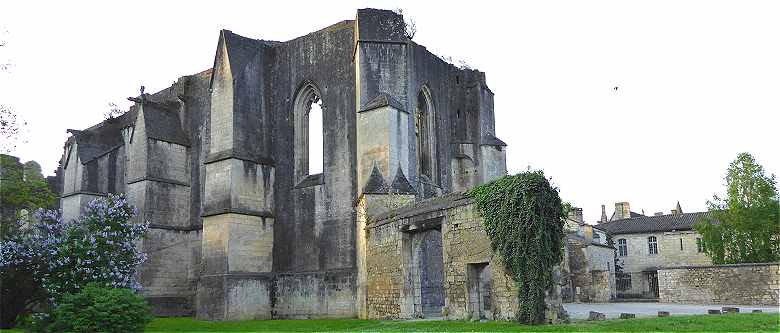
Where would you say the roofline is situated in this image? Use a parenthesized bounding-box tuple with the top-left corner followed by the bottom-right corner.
(608, 227, 695, 236)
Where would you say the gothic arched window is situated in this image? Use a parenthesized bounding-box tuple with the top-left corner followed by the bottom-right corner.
(415, 86, 437, 185)
(293, 82, 324, 183)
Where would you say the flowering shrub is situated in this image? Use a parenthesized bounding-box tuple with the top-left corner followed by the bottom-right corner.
(0, 194, 148, 328)
(47, 283, 152, 333)
(38, 194, 149, 301)
(0, 218, 48, 328)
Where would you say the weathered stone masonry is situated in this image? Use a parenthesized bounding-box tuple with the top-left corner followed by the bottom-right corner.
(58, 9, 509, 320)
(658, 263, 780, 306)
(362, 193, 565, 321)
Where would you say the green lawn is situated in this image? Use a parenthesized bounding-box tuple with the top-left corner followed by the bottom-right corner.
(145, 313, 778, 332)
(3, 313, 778, 332)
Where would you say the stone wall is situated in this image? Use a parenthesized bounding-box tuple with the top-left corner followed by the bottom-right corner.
(441, 202, 520, 320)
(365, 194, 565, 322)
(273, 270, 356, 319)
(658, 263, 780, 306)
(140, 229, 201, 316)
(563, 239, 615, 303)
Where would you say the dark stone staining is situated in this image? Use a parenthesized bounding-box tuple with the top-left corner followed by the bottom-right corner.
(270, 20, 358, 278)
(355, 9, 407, 42)
(58, 8, 506, 319)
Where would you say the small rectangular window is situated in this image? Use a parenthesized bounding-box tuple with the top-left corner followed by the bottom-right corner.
(617, 239, 628, 257)
(648, 236, 658, 255)
(680, 238, 684, 251)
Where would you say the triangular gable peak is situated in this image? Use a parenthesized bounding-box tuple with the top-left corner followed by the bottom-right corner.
(209, 30, 267, 91)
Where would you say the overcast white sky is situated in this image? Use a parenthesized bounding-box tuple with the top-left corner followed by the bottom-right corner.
(1, 1, 777, 223)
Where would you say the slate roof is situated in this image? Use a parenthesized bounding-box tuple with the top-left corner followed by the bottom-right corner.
(67, 109, 137, 164)
(597, 211, 715, 235)
(389, 167, 416, 195)
(143, 103, 189, 146)
(481, 134, 507, 147)
(363, 165, 389, 194)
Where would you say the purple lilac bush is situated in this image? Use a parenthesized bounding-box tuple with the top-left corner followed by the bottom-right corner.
(0, 193, 148, 304)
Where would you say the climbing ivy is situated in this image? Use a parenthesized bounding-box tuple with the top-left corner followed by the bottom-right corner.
(468, 171, 565, 324)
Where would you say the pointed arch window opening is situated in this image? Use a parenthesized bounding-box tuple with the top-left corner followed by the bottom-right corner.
(308, 97, 324, 175)
(415, 87, 437, 188)
(293, 83, 326, 185)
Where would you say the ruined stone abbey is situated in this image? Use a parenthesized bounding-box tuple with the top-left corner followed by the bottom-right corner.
(57, 9, 534, 321)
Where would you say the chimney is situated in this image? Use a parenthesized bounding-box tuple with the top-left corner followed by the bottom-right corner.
(600, 204, 608, 223)
(614, 201, 631, 220)
(654, 212, 664, 216)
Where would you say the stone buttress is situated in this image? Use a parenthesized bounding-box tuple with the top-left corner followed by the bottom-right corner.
(58, 8, 510, 321)
(197, 31, 275, 321)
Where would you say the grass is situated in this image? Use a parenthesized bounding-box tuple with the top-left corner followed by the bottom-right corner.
(2, 313, 777, 332)
(144, 313, 779, 332)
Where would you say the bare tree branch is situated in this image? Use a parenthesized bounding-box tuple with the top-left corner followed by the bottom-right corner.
(393, 8, 417, 40)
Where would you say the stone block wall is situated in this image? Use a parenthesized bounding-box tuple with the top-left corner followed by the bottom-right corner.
(589, 270, 611, 303)
(658, 263, 780, 306)
(442, 202, 518, 320)
(365, 194, 565, 321)
(274, 270, 357, 319)
(365, 215, 404, 319)
(140, 229, 201, 316)
(562, 238, 615, 303)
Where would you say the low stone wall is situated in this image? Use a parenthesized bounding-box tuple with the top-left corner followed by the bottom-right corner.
(658, 263, 779, 306)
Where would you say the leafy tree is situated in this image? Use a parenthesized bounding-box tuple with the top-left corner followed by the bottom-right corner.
(0, 155, 57, 328)
(0, 155, 56, 224)
(468, 171, 566, 324)
(561, 201, 574, 217)
(695, 152, 780, 264)
(0, 217, 49, 328)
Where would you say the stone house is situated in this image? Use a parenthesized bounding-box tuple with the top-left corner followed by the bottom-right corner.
(597, 202, 712, 298)
(561, 208, 616, 303)
(56, 9, 520, 321)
